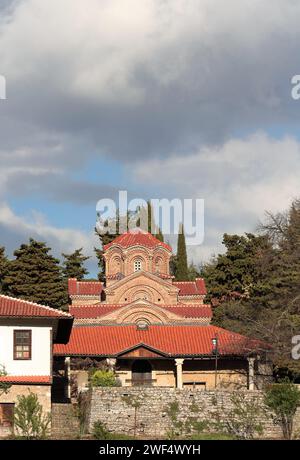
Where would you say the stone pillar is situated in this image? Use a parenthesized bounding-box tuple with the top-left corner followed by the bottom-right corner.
(106, 358, 117, 370)
(65, 356, 71, 399)
(248, 357, 255, 390)
(175, 359, 184, 389)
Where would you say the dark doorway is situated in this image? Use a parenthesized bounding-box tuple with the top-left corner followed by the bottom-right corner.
(132, 360, 152, 386)
(0, 403, 14, 438)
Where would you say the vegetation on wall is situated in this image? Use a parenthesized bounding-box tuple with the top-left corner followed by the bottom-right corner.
(13, 392, 51, 439)
(264, 379, 300, 440)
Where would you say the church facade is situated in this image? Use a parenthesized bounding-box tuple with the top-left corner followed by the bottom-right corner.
(54, 230, 271, 390)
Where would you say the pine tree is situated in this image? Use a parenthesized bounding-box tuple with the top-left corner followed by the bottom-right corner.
(4, 239, 67, 309)
(62, 248, 89, 280)
(95, 209, 121, 282)
(175, 224, 188, 280)
(0, 247, 9, 294)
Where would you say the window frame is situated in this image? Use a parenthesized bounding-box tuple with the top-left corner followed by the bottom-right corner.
(13, 329, 32, 361)
(133, 259, 142, 272)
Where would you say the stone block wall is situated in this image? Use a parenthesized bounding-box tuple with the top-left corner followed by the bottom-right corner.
(85, 387, 300, 439)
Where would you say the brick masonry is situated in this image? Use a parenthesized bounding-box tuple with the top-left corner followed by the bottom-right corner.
(85, 387, 300, 439)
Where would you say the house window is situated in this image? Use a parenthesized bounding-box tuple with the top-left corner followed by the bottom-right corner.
(13, 330, 32, 360)
(134, 259, 142, 272)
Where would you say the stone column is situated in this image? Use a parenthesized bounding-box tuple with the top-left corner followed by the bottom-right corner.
(65, 356, 71, 399)
(248, 357, 255, 390)
(175, 358, 184, 389)
(106, 358, 117, 370)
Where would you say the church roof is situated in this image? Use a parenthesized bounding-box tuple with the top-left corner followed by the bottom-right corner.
(68, 278, 103, 296)
(69, 303, 212, 320)
(54, 324, 267, 357)
(173, 278, 206, 296)
(104, 230, 172, 252)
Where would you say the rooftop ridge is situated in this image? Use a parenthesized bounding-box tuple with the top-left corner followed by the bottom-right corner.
(0, 294, 72, 317)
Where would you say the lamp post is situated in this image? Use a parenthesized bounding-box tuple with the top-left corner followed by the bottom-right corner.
(211, 335, 218, 388)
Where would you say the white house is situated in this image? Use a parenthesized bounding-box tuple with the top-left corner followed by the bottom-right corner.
(0, 295, 73, 437)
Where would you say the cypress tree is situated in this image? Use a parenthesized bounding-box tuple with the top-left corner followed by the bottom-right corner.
(4, 239, 67, 309)
(147, 201, 164, 241)
(95, 209, 121, 282)
(175, 224, 188, 280)
(62, 248, 89, 280)
(0, 247, 9, 294)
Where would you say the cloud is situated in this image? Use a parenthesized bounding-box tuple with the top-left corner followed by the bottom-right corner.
(0, 202, 98, 272)
(0, 0, 300, 162)
(132, 132, 300, 260)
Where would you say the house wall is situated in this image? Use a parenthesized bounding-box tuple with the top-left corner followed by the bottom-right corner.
(0, 384, 51, 438)
(0, 325, 51, 376)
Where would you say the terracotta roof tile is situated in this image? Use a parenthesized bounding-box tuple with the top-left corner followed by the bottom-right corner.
(54, 325, 266, 357)
(104, 230, 172, 252)
(70, 304, 212, 320)
(70, 304, 124, 319)
(68, 279, 103, 296)
(173, 278, 207, 296)
(0, 295, 72, 318)
(0, 375, 51, 384)
(163, 306, 212, 319)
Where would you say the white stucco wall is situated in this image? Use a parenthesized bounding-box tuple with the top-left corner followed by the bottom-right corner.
(0, 325, 51, 376)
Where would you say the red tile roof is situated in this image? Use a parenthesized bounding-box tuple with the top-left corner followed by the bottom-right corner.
(0, 295, 72, 318)
(70, 304, 125, 319)
(68, 278, 103, 296)
(104, 230, 172, 252)
(163, 306, 212, 319)
(54, 325, 265, 357)
(70, 304, 212, 320)
(0, 375, 51, 384)
(173, 278, 207, 296)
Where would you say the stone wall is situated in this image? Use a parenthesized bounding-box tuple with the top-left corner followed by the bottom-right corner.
(85, 387, 300, 439)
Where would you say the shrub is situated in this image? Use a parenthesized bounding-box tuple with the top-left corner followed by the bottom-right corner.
(90, 369, 119, 387)
(92, 421, 134, 440)
(13, 392, 51, 439)
(264, 380, 300, 440)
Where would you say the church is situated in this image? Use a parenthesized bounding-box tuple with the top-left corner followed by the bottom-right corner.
(54, 230, 271, 390)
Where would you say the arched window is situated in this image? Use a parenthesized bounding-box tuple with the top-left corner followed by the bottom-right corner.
(155, 256, 163, 273)
(134, 259, 142, 272)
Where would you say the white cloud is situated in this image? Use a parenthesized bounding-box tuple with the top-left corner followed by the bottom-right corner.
(133, 132, 300, 260)
(0, 202, 97, 263)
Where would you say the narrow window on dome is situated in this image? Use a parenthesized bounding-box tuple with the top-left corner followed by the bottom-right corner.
(134, 260, 142, 272)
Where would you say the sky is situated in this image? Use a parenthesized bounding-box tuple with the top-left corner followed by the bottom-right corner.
(0, 0, 300, 276)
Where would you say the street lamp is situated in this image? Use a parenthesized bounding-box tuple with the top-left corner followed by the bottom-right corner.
(211, 335, 218, 388)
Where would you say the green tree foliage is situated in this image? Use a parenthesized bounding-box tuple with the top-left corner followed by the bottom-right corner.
(5, 239, 67, 309)
(264, 380, 300, 439)
(0, 246, 9, 293)
(62, 248, 89, 280)
(90, 369, 120, 387)
(187, 262, 201, 281)
(203, 199, 300, 375)
(0, 364, 11, 396)
(95, 209, 122, 281)
(175, 224, 188, 281)
(13, 392, 51, 439)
